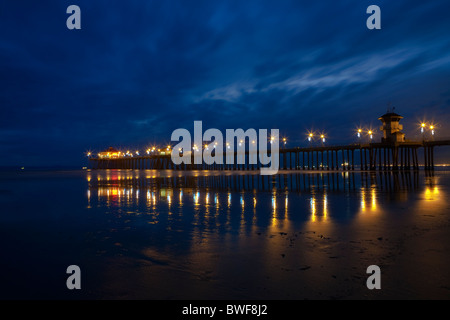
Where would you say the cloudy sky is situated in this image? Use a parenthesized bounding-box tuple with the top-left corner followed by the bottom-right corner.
(1, 0, 449, 166)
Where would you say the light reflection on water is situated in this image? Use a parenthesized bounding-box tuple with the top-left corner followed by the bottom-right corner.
(84, 171, 449, 263)
(86, 170, 430, 227)
(0, 169, 448, 299)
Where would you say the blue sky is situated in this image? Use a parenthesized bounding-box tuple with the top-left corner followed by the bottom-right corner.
(1, 0, 449, 166)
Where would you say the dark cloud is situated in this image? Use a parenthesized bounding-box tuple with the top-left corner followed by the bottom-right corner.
(0, 0, 449, 166)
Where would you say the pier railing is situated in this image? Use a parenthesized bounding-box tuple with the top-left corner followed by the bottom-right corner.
(89, 140, 450, 171)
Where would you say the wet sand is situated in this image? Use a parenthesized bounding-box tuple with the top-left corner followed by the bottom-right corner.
(1, 170, 449, 300)
(82, 199, 450, 300)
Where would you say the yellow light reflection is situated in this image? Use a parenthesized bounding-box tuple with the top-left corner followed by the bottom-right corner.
(424, 186, 440, 200)
(271, 192, 277, 226)
(360, 188, 377, 213)
(194, 192, 200, 206)
(361, 188, 366, 212)
(87, 190, 91, 209)
(147, 190, 151, 206)
(371, 188, 376, 210)
(310, 196, 316, 222)
(284, 194, 288, 219)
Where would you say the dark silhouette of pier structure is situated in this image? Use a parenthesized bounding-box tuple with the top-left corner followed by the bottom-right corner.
(90, 112, 449, 171)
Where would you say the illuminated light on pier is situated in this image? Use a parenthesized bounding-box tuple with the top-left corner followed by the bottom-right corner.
(418, 121, 438, 138)
(98, 147, 121, 159)
(88, 112, 449, 172)
(421, 123, 426, 133)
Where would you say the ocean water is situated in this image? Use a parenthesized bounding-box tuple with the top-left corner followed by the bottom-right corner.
(0, 169, 449, 300)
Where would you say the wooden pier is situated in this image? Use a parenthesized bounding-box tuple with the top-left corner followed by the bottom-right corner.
(89, 140, 449, 171)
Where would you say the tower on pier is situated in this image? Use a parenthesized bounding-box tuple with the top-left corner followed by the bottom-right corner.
(378, 111, 405, 143)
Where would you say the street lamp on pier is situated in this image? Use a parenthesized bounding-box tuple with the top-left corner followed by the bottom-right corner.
(320, 134, 326, 143)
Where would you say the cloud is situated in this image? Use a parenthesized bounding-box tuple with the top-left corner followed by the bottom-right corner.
(0, 0, 449, 165)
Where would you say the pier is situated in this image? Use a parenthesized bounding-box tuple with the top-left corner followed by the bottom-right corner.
(90, 140, 449, 171)
(89, 111, 449, 171)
